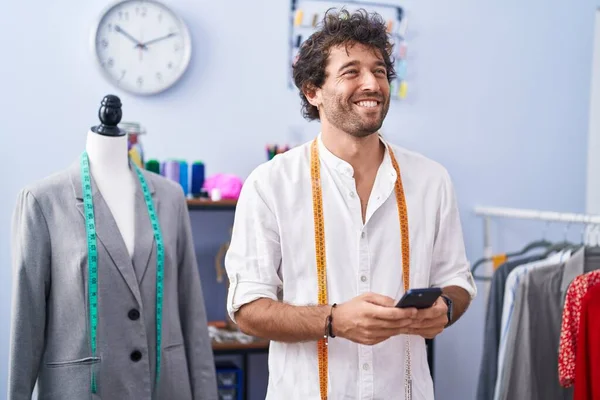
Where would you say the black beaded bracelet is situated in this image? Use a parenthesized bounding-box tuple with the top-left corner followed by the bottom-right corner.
(327, 303, 337, 338)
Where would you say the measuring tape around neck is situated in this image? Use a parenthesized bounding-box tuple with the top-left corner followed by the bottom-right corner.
(80, 151, 165, 393)
(310, 138, 412, 400)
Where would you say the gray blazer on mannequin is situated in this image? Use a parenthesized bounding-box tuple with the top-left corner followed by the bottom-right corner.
(8, 160, 218, 400)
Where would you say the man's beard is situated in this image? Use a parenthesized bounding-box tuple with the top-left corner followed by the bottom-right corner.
(321, 92, 390, 138)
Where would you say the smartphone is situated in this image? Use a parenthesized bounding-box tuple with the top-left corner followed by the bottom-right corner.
(395, 288, 442, 309)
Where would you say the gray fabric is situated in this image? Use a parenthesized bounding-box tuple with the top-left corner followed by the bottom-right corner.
(476, 255, 543, 400)
(9, 160, 218, 400)
(495, 249, 593, 400)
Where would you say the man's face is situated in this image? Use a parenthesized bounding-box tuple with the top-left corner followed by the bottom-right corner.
(309, 42, 391, 138)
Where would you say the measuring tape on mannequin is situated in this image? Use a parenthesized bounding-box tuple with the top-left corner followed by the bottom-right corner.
(81, 152, 165, 394)
(310, 138, 413, 400)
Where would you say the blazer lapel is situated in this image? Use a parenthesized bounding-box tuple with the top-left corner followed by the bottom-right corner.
(70, 160, 143, 307)
(132, 169, 158, 283)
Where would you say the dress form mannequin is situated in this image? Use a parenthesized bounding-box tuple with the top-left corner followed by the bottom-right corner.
(86, 95, 136, 256)
(9, 93, 218, 399)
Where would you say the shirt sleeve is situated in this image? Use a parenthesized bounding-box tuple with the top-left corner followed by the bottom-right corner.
(224, 166, 283, 323)
(8, 189, 51, 399)
(176, 189, 218, 399)
(428, 169, 477, 299)
(559, 276, 585, 388)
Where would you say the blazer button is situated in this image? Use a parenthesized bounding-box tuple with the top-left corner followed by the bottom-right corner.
(128, 309, 140, 321)
(130, 350, 142, 362)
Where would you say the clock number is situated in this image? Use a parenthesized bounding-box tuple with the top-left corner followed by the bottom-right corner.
(119, 70, 126, 82)
(107, 23, 113, 32)
(167, 62, 173, 69)
(174, 43, 181, 52)
(136, 7, 147, 17)
(158, 13, 163, 23)
(101, 39, 108, 49)
(156, 72, 163, 81)
(137, 76, 144, 87)
(107, 58, 114, 68)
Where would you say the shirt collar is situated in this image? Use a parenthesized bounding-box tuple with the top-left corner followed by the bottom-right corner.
(316, 133, 397, 181)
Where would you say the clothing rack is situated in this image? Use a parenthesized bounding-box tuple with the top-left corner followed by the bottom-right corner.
(475, 205, 600, 251)
(475, 206, 600, 250)
(474, 206, 600, 225)
(472, 206, 600, 281)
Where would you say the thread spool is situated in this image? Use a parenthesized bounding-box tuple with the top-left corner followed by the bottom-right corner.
(294, 9, 304, 26)
(145, 159, 160, 174)
(164, 160, 180, 183)
(399, 81, 408, 99)
(179, 160, 189, 196)
(398, 41, 408, 59)
(397, 60, 407, 80)
(191, 162, 205, 198)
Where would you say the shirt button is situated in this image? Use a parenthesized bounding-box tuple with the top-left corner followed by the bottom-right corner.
(361, 232, 365, 239)
(363, 363, 370, 370)
(349, 191, 356, 198)
(361, 275, 367, 282)
(130, 350, 142, 362)
(128, 309, 140, 321)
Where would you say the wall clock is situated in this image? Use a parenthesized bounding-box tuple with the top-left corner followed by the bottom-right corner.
(92, 0, 192, 95)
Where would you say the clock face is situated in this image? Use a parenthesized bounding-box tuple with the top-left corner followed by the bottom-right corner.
(92, 0, 191, 95)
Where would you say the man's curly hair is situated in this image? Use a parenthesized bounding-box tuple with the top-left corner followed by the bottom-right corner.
(292, 8, 396, 121)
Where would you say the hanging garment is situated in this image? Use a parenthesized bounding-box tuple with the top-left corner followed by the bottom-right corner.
(559, 269, 600, 387)
(495, 248, 599, 400)
(476, 255, 544, 400)
(493, 251, 571, 399)
(573, 284, 600, 399)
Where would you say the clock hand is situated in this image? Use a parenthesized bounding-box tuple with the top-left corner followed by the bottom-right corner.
(140, 32, 177, 47)
(114, 25, 144, 47)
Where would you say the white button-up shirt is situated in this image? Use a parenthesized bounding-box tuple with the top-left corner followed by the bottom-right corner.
(225, 135, 477, 400)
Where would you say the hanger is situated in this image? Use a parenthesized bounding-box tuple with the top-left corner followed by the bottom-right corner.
(471, 238, 553, 281)
(540, 221, 585, 258)
(471, 221, 554, 281)
(540, 241, 578, 258)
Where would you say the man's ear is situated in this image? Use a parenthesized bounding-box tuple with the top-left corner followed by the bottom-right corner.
(303, 84, 321, 108)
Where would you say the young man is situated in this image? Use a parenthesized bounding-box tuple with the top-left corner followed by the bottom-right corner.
(225, 9, 477, 400)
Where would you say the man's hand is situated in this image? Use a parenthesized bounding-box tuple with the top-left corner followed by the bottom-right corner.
(404, 297, 448, 339)
(332, 293, 418, 346)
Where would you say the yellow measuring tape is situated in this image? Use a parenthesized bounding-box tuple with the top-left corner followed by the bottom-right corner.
(310, 138, 411, 400)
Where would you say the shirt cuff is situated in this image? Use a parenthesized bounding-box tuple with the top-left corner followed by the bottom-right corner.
(227, 273, 279, 323)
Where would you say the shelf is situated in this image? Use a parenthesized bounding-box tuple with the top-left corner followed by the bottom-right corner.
(212, 339, 270, 353)
(187, 199, 237, 211)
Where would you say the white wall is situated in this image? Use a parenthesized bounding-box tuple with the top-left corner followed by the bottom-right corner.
(587, 8, 600, 215)
(1, 0, 597, 399)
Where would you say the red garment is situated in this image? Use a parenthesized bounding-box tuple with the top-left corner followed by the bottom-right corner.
(558, 270, 600, 387)
(574, 284, 600, 400)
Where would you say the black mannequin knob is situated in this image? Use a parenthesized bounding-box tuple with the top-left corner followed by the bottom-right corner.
(91, 95, 125, 137)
